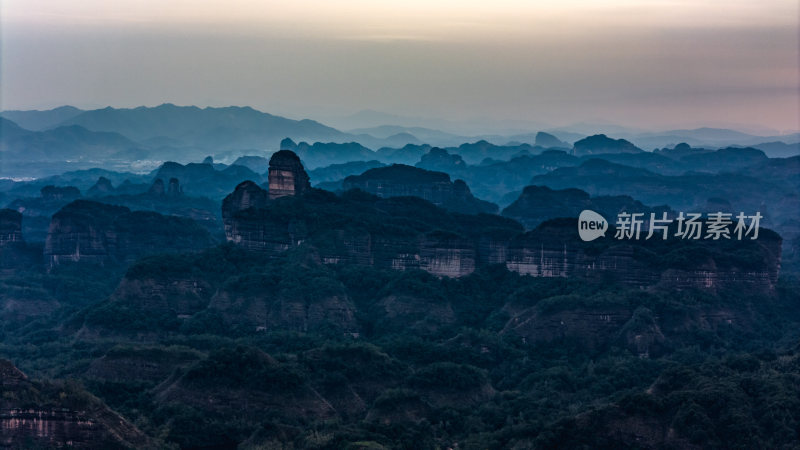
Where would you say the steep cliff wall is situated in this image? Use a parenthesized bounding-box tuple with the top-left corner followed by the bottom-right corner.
(267, 150, 311, 199)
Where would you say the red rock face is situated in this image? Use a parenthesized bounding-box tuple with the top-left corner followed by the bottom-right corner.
(268, 168, 297, 199)
(267, 150, 310, 199)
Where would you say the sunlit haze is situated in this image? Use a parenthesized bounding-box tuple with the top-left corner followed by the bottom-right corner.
(1, 0, 798, 132)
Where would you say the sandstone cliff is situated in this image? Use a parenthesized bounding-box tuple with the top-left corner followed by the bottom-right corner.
(267, 150, 311, 199)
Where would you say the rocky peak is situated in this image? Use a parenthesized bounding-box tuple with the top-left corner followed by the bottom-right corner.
(222, 181, 269, 218)
(280, 137, 298, 150)
(148, 178, 166, 195)
(87, 176, 115, 197)
(167, 177, 183, 196)
(268, 150, 311, 199)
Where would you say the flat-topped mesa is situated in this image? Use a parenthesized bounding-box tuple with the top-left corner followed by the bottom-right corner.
(268, 150, 311, 199)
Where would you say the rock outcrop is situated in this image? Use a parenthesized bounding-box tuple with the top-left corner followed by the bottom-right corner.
(44, 200, 215, 267)
(267, 150, 311, 199)
(342, 164, 498, 214)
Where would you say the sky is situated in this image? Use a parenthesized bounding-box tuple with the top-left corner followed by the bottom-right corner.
(1, 0, 798, 133)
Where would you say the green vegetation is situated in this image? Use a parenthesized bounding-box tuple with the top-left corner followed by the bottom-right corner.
(1, 242, 799, 448)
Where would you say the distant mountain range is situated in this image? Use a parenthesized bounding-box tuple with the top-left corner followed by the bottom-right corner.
(1, 104, 798, 178)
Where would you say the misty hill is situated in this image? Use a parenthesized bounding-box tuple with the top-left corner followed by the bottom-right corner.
(57, 104, 346, 150)
(447, 140, 539, 164)
(1, 119, 147, 177)
(0, 119, 141, 161)
(308, 160, 386, 185)
(678, 147, 768, 171)
(280, 138, 376, 169)
(603, 128, 800, 151)
(751, 141, 800, 158)
(152, 161, 263, 200)
(661, 127, 756, 142)
(376, 143, 433, 165)
(342, 164, 498, 214)
(502, 185, 669, 229)
(0, 105, 84, 130)
(87, 177, 221, 234)
(349, 124, 467, 146)
(0, 117, 31, 140)
(574, 145, 768, 175)
(578, 151, 684, 175)
(4, 168, 150, 199)
(409, 148, 580, 204)
(534, 131, 571, 148)
(572, 134, 643, 156)
(415, 147, 468, 172)
(231, 155, 270, 173)
(529, 159, 798, 240)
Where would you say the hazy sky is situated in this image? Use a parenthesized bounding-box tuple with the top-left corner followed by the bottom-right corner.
(1, 0, 798, 132)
